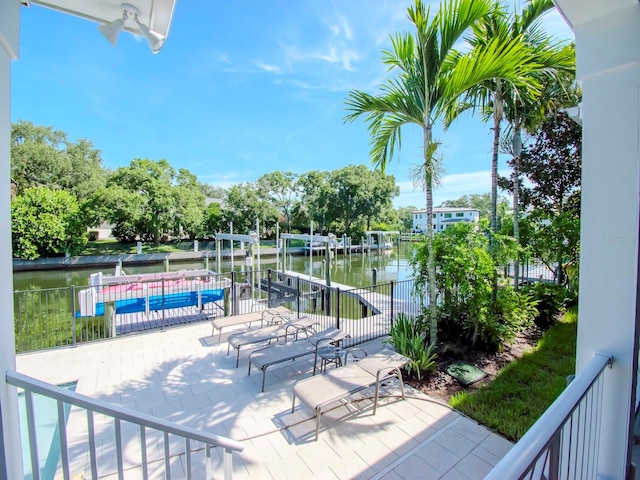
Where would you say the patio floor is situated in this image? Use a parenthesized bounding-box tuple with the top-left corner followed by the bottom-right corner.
(16, 320, 512, 479)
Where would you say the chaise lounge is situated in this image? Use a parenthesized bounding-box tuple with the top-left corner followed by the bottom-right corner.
(210, 306, 290, 344)
(227, 316, 319, 367)
(291, 348, 411, 440)
(248, 327, 350, 392)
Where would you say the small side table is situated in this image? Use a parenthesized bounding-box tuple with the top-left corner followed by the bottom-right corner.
(317, 346, 347, 373)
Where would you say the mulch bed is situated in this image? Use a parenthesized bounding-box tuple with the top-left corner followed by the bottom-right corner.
(405, 326, 543, 402)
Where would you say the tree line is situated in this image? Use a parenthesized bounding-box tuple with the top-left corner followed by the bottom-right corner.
(10, 121, 409, 259)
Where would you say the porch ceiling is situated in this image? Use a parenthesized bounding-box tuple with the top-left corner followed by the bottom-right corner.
(26, 0, 176, 38)
(554, 0, 635, 29)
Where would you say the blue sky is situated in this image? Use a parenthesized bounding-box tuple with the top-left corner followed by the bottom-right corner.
(12, 1, 573, 208)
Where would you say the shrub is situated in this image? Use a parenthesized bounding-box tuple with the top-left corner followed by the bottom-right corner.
(87, 230, 99, 241)
(11, 187, 87, 259)
(521, 282, 569, 329)
(384, 314, 437, 380)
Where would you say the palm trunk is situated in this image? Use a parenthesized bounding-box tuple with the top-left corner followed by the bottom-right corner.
(424, 125, 438, 347)
(512, 120, 522, 289)
(490, 86, 503, 310)
(491, 85, 503, 234)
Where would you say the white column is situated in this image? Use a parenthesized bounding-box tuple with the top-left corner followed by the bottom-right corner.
(0, 2, 23, 478)
(575, 5, 640, 478)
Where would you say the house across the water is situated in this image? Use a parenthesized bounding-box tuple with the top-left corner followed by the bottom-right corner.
(412, 206, 480, 233)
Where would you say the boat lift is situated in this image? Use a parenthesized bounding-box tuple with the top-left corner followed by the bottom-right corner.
(281, 232, 337, 285)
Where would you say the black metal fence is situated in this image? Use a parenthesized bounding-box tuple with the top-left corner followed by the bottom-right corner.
(14, 269, 421, 353)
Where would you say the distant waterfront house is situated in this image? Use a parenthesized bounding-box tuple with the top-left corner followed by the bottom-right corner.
(412, 207, 480, 233)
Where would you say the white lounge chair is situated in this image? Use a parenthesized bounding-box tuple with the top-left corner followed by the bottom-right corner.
(248, 327, 349, 392)
(227, 316, 319, 367)
(291, 348, 411, 440)
(210, 306, 290, 344)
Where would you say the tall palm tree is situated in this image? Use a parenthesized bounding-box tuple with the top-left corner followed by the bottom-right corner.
(504, 47, 576, 287)
(467, 0, 569, 236)
(344, 0, 538, 347)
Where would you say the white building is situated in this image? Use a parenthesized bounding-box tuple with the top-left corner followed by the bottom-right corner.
(412, 207, 480, 233)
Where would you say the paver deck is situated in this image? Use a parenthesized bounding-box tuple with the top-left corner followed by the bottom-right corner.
(16, 321, 511, 479)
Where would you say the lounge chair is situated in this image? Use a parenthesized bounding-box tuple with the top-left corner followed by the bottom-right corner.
(291, 348, 411, 440)
(227, 316, 319, 367)
(248, 327, 350, 392)
(210, 306, 290, 344)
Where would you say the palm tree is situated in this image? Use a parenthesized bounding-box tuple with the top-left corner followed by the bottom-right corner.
(467, 0, 572, 236)
(505, 50, 576, 286)
(344, 0, 538, 347)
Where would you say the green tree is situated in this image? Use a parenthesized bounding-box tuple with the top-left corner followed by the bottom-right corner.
(329, 165, 398, 236)
(296, 170, 332, 234)
(222, 183, 280, 236)
(202, 202, 224, 237)
(11, 121, 106, 203)
(12, 187, 87, 259)
(345, 0, 535, 346)
(173, 169, 206, 239)
(501, 111, 581, 285)
(257, 172, 299, 232)
(397, 206, 417, 232)
(103, 159, 178, 243)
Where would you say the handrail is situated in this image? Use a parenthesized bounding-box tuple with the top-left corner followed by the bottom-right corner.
(485, 352, 612, 479)
(7, 369, 244, 451)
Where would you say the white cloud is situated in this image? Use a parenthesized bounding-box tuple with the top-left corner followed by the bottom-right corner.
(338, 14, 353, 40)
(256, 62, 281, 74)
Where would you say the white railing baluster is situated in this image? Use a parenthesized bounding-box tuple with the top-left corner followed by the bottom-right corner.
(115, 418, 124, 480)
(224, 446, 233, 480)
(140, 426, 148, 480)
(206, 445, 212, 480)
(87, 410, 98, 480)
(57, 400, 70, 480)
(24, 389, 41, 480)
(185, 438, 192, 480)
(164, 431, 171, 480)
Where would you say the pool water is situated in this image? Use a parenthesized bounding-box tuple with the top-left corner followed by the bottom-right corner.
(18, 382, 77, 480)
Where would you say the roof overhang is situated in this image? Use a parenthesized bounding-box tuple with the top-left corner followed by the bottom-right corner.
(553, 0, 633, 29)
(25, 0, 176, 41)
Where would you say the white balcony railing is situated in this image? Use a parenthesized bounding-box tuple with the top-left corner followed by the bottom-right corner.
(486, 352, 612, 480)
(7, 370, 244, 480)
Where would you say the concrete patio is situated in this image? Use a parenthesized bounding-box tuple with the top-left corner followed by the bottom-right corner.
(16, 320, 512, 479)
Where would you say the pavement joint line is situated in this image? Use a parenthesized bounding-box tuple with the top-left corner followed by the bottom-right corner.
(369, 415, 464, 480)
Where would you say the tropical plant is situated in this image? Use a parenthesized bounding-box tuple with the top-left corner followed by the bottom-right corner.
(521, 281, 568, 329)
(413, 223, 536, 350)
(345, 0, 537, 347)
(384, 314, 437, 380)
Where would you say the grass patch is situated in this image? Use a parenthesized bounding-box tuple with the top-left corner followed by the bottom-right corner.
(449, 307, 577, 442)
(81, 240, 184, 256)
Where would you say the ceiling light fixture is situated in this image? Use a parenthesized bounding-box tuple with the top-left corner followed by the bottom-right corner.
(98, 3, 166, 54)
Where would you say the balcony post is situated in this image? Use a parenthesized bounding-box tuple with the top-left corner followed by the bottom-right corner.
(571, 4, 640, 477)
(0, 2, 24, 478)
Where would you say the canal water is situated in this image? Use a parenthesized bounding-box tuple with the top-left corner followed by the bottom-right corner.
(13, 242, 418, 292)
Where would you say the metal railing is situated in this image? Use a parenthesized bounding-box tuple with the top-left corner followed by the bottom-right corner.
(486, 353, 612, 480)
(14, 269, 420, 353)
(7, 370, 244, 480)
